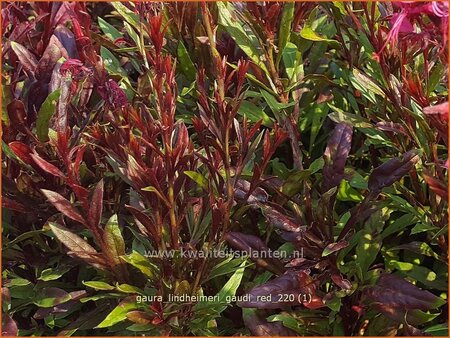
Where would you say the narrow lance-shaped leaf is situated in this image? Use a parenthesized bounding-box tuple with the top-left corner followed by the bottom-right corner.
(41, 190, 85, 224)
(225, 232, 284, 275)
(36, 89, 61, 142)
(88, 180, 103, 228)
(31, 152, 65, 178)
(368, 150, 420, 193)
(48, 222, 106, 269)
(322, 123, 353, 191)
(96, 297, 138, 328)
(10, 41, 38, 73)
(125, 205, 159, 243)
(49, 222, 97, 254)
(103, 214, 126, 266)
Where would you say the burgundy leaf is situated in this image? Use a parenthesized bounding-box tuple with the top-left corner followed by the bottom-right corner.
(2, 197, 30, 213)
(31, 152, 65, 178)
(368, 150, 420, 193)
(225, 232, 284, 275)
(7, 99, 27, 126)
(331, 272, 352, 290)
(10, 41, 38, 73)
(88, 180, 103, 228)
(376, 121, 409, 137)
(423, 174, 448, 201)
(322, 123, 353, 191)
(234, 179, 269, 205)
(322, 240, 348, 256)
(41, 190, 85, 224)
(125, 205, 159, 243)
(260, 205, 302, 232)
(2, 315, 18, 336)
(35, 35, 68, 81)
(365, 274, 446, 310)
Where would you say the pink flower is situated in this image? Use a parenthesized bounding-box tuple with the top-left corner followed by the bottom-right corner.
(377, 1, 448, 55)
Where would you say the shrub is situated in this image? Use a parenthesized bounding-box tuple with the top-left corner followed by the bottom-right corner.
(2, 1, 448, 336)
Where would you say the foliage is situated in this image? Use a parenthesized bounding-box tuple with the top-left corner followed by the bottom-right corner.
(1, 1, 448, 336)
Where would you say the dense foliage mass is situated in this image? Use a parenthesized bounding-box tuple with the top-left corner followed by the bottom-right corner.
(1, 1, 449, 336)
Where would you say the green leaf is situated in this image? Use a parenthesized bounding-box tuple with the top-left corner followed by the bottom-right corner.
(194, 260, 246, 315)
(110, 2, 141, 32)
(424, 324, 449, 336)
(5, 278, 31, 287)
(96, 298, 139, 328)
(282, 42, 301, 80)
(206, 257, 248, 282)
(177, 41, 196, 81)
(300, 26, 339, 45)
(124, 22, 142, 51)
(116, 284, 143, 294)
(184, 171, 209, 191)
(410, 222, 439, 235)
(98, 17, 123, 41)
(277, 2, 295, 65)
(324, 295, 342, 312)
(101, 47, 126, 76)
(34, 287, 71, 308)
(382, 213, 417, 238)
(83, 281, 115, 291)
(36, 90, 61, 142)
(238, 100, 273, 127)
(327, 104, 373, 128)
(217, 2, 269, 75)
(337, 180, 364, 202)
(38, 266, 71, 281)
(121, 251, 158, 279)
(260, 90, 296, 114)
(281, 170, 311, 197)
(267, 313, 304, 334)
(350, 69, 385, 104)
(103, 214, 126, 265)
(356, 230, 381, 280)
(386, 260, 447, 290)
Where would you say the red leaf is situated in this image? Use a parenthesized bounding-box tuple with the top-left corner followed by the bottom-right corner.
(10, 41, 38, 73)
(8, 141, 33, 164)
(41, 189, 85, 225)
(31, 152, 65, 178)
(125, 205, 159, 243)
(423, 174, 448, 201)
(88, 180, 103, 228)
(2, 197, 29, 213)
(7, 100, 27, 126)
